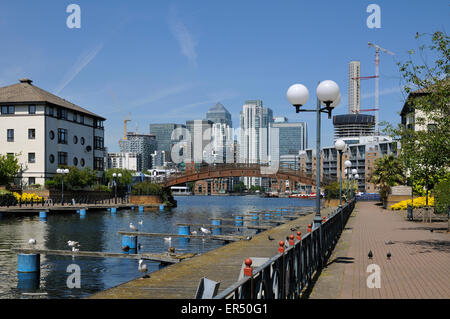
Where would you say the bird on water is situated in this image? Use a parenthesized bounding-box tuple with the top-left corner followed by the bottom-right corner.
(368, 250, 373, 259)
(200, 227, 211, 235)
(129, 223, 138, 232)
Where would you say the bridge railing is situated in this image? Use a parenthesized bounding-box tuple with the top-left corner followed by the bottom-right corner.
(154, 163, 334, 186)
(213, 200, 355, 299)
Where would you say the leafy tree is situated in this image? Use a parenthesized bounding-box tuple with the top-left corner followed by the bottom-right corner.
(45, 166, 98, 190)
(324, 180, 357, 200)
(233, 181, 246, 193)
(0, 154, 20, 186)
(104, 168, 133, 186)
(384, 30, 449, 206)
(370, 154, 406, 204)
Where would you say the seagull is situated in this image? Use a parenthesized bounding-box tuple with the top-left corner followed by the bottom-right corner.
(72, 246, 79, 252)
(200, 227, 211, 235)
(246, 236, 252, 241)
(28, 238, 36, 246)
(138, 220, 143, 226)
(67, 240, 80, 247)
(164, 237, 172, 242)
(129, 223, 138, 232)
(191, 230, 198, 235)
(387, 252, 391, 260)
(138, 259, 149, 278)
(368, 250, 373, 259)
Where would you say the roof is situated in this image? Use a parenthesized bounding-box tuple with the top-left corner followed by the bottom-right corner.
(0, 78, 106, 120)
(333, 114, 375, 125)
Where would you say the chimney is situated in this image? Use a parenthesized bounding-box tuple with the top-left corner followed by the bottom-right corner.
(19, 78, 33, 84)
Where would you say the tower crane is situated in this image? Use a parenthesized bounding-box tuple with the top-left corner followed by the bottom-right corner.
(367, 42, 395, 133)
(110, 91, 131, 142)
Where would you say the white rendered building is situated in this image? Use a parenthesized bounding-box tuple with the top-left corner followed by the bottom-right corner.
(0, 78, 106, 186)
(107, 152, 140, 171)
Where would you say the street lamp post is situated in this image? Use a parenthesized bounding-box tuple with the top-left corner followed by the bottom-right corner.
(112, 172, 122, 204)
(335, 139, 346, 207)
(344, 160, 352, 202)
(351, 169, 357, 199)
(287, 80, 341, 230)
(56, 168, 69, 205)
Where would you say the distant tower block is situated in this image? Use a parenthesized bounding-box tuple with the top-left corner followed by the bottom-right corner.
(349, 61, 361, 114)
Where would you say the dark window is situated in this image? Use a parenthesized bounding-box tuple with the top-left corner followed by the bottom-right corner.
(49, 130, 55, 140)
(28, 153, 35, 163)
(47, 106, 54, 116)
(58, 128, 67, 144)
(49, 154, 55, 163)
(57, 108, 67, 120)
(94, 136, 104, 150)
(29, 177, 36, 185)
(7, 129, 14, 142)
(79, 115, 84, 124)
(94, 119, 104, 128)
(80, 137, 85, 145)
(80, 158, 85, 167)
(28, 105, 36, 114)
(94, 157, 104, 171)
(58, 152, 68, 165)
(73, 136, 78, 144)
(73, 157, 78, 166)
(1, 106, 15, 114)
(28, 128, 36, 139)
(73, 112, 77, 122)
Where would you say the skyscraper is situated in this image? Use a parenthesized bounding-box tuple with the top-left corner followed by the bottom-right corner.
(206, 102, 232, 127)
(272, 120, 308, 156)
(348, 61, 361, 114)
(119, 132, 157, 171)
(185, 119, 213, 163)
(239, 100, 273, 187)
(149, 123, 186, 162)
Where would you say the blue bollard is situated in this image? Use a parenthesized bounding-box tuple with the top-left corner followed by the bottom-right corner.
(178, 225, 190, 244)
(159, 204, 164, 211)
(39, 211, 47, 219)
(111, 207, 117, 213)
(211, 219, 221, 235)
(139, 206, 144, 212)
(17, 272, 40, 291)
(79, 209, 86, 216)
(122, 235, 137, 250)
(17, 253, 40, 273)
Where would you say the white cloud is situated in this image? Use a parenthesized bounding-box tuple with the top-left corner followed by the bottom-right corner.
(168, 6, 198, 67)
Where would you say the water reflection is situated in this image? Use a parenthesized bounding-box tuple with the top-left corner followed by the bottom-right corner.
(0, 196, 313, 298)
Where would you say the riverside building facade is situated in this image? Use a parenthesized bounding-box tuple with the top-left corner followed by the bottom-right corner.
(0, 78, 106, 186)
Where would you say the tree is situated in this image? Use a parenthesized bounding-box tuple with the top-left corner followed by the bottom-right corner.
(233, 181, 246, 193)
(384, 30, 449, 206)
(370, 154, 406, 205)
(104, 168, 133, 186)
(0, 154, 20, 186)
(45, 166, 98, 190)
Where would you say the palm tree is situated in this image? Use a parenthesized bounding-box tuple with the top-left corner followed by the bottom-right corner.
(371, 154, 406, 207)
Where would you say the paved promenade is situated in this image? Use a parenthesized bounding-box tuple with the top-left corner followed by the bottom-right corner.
(310, 201, 450, 299)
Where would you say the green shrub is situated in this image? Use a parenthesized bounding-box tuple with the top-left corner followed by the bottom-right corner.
(434, 180, 450, 214)
(131, 182, 176, 207)
(0, 192, 18, 206)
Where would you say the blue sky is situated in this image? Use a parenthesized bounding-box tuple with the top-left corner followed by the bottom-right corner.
(0, 0, 448, 152)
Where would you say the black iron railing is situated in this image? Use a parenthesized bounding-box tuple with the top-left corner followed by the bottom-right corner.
(213, 200, 355, 299)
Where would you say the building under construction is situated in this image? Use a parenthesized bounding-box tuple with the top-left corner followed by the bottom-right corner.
(333, 113, 375, 140)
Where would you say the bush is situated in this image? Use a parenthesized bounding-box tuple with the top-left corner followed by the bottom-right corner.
(0, 191, 18, 206)
(390, 196, 434, 210)
(131, 182, 176, 207)
(434, 180, 450, 214)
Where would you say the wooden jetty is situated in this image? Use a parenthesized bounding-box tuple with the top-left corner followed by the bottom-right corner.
(12, 248, 195, 264)
(89, 206, 337, 299)
(117, 231, 248, 242)
(176, 223, 272, 231)
(209, 217, 288, 224)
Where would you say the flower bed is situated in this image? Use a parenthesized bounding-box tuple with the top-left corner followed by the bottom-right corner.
(390, 196, 434, 210)
(13, 192, 43, 202)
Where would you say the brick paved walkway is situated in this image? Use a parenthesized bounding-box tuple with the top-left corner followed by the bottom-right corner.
(310, 201, 450, 299)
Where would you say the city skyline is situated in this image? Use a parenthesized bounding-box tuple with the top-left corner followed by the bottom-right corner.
(0, 1, 448, 153)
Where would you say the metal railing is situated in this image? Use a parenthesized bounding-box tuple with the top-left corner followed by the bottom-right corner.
(213, 200, 355, 299)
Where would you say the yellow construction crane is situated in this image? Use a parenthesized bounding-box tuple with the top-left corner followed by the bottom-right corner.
(110, 91, 131, 140)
